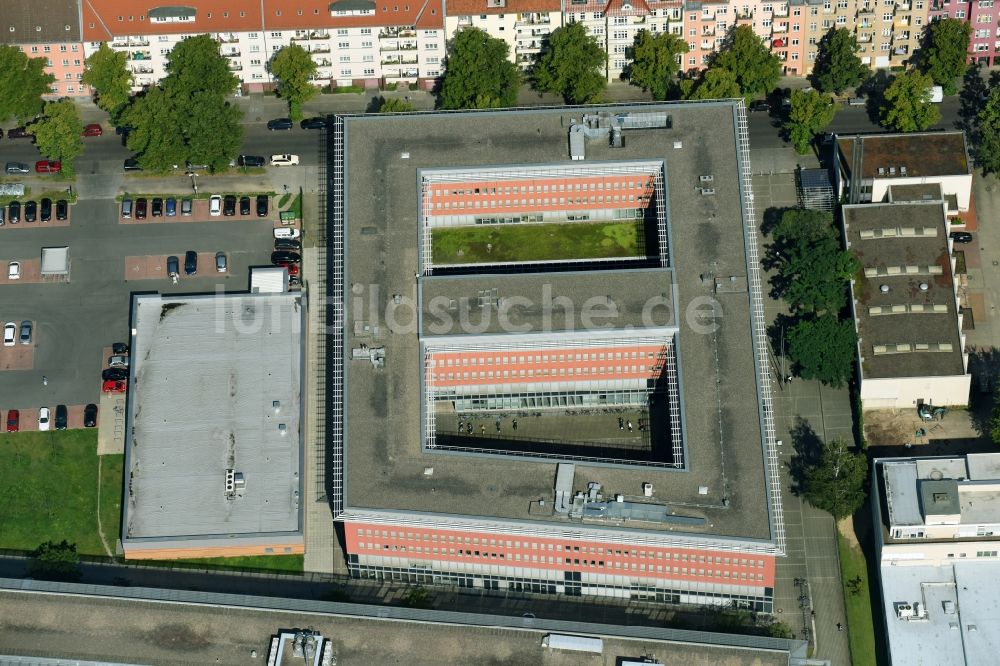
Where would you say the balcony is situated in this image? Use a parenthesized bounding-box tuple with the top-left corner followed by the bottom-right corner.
(379, 27, 416, 38)
(228, 63, 243, 71)
(222, 50, 240, 58)
(131, 51, 151, 61)
(772, 23, 788, 33)
(896, 2, 911, 9)
(385, 68, 419, 79)
(457, 16, 473, 27)
(857, 33, 872, 42)
(315, 59, 332, 67)
(131, 65, 154, 74)
(113, 39, 150, 48)
(309, 46, 332, 54)
(515, 13, 551, 26)
(217, 33, 239, 43)
(857, 5, 874, 13)
(895, 17, 910, 26)
(310, 31, 330, 39)
(517, 40, 543, 51)
(896, 31, 911, 41)
(291, 31, 309, 41)
(702, 27, 715, 36)
(894, 45, 910, 55)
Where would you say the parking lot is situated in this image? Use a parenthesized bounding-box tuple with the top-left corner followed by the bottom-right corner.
(0, 195, 282, 418)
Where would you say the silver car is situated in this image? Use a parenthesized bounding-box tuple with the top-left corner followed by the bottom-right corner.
(19, 320, 31, 345)
(215, 251, 228, 273)
(5, 162, 29, 175)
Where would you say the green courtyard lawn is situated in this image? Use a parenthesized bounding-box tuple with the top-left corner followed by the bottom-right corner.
(430, 220, 645, 265)
(162, 554, 304, 573)
(0, 430, 122, 557)
(839, 531, 877, 666)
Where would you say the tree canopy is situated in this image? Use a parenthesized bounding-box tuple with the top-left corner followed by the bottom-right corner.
(625, 29, 688, 100)
(82, 43, 133, 119)
(880, 69, 941, 132)
(378, 97, 416, 112)
(0, 45, 55, 124)
(711, 25, 781, 100)
(785, 89, 837, 154)
(811, 28, 869, 94)
(162, 34, 239, 97)
(439, 28, 520, 109)
(28, 540, 82, 582)
(802, 437, 868, 519)
(682, 67, 741, 100)
(919, 18, 971, 95)
(531, 22, 606, 104)
(788, 314, 858, 388)
(28, 99, 84, 177)
(271, 44, 319, 120)
(976, 87, 1000, 174)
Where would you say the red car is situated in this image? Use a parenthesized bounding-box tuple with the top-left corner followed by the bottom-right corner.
(6, 409, 19, 432)
(35, 160, 61, 174)
(82, 123, 103, 137)
(102, 379, 126, 393)
(275, 261, 300, 276)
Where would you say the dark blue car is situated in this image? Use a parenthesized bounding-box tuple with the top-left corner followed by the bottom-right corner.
(184, 251, 197, 275)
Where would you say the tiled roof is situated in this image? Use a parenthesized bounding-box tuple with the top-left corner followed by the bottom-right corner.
(1, 0, 82, 44)
(82, 0, 444, 40)
(604, 0, 652, 15)
(444, 0, 560, 14)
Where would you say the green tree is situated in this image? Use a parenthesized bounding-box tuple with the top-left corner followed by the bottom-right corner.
(977, 87, 1000, 175)
(400, 586, 431, 609)
(28, 99, 84, 178)
(82, 42, 133, 119)
(439, 28, 520, 109)
(683, 67, 741, 100)
(531, 22, 606, 104)
(28, 540, 82, 582)
(919, 18, 971, 95)
(788, 314, 858, 388)
(624, 29, 688, 100)
(162, 34, 239, 97)
(120, 88, 188, 172)
(785, 89, 837, 154)
(182, 91, 244, 172)
(803, 437, 868, 519)
(881, 69, 941, 132)
(271, 44, 319, 121)
(811, 28, 869, 94)
(378, 97, 416, 113)
(712, 25, 781, 100)
(0, 45, 55, 124)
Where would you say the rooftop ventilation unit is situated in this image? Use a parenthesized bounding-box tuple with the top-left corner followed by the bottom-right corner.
(889, 167, 897, 176)
(880, 284, 890, 293)
(699, 175, 714, 183)
(701, 188, 716, 196)
(225, 469, 244, 498)
(879, 167, 886, 176)
(919, 282, 929, 291)
(642, 483, 654, 497)
(901, 166, 908, 176)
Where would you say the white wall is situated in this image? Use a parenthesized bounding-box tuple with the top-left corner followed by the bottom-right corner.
(861, 373, 972, 410)
(872, 174, 973, 212)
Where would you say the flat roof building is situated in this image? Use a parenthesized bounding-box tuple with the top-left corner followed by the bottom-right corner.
(873, 454, 1000, 665)
(121, 292, 305, 559)
(330, 102, 783, 609)
(842, 201, 971, 410)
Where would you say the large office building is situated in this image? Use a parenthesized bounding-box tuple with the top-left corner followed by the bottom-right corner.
(873, 453, 1000, 665)
(120, 292, 305, 560)
(329, 101, 785, 608)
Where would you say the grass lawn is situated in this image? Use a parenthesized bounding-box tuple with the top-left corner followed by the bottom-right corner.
(838, 532, 877, 666)
(159, 554, 305, 573)
(0, 430, 122, 557)
(431, 221, 644, 265)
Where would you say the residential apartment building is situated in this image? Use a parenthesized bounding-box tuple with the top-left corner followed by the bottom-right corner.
(80, 0, 446, 92)
(931, 0, 1000, 67)
(1, 0, 88, 98)
(874, 454, 1000, 665)
(443, 0, 563, 70)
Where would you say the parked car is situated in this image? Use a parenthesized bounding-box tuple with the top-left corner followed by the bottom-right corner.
(3, 322, 15, 346)
(209, 195, 222, 217)
(256, 194, 269, 217)
(115, 125, 133, 136)
(266, 117, 294, 130)
(270, 154, 299, 166)
(8, 201, 20, 224)
(121, 198, 132, 219)
(5, 162, 29, 174)
(167, 255, 179, 278)
(6, 409, 19, 432)
(19, 320, 32, 345)
(237, 154, 265, 167)
(135, 198, 147, 220)
(108, 354, 129, 368)
(37, 407, 50, 431)
(35, 160, 61, 173)
(112, 342, 129, 355)
(181, 198, 193, 216)
(215, 251, 228, 273)
(184, 250, 198, 275)
(950, 231, 973, 243)
(151, 197, 163, 217)
(40, 198, 51, 222)
(165, 197, 177, 217)
(0, 208, 4, 226)
(274, 238, 301, 251)
(55, 199, 68, 221)
(102, 367, 128, 381)
(300, 117, 328, 129)
(84, 403, 98, 428)
(23, 200, 36, 223)
(271, 250, 301, 264)
(82, 123, 103, 137)
(275, 261, 300, 276)
(102, 379, 127, 393)
(223, 194, 237, 216)
(123, 158, 142, 171)
(7, 127, 31, 139)
(273, 227, 300, 239)
(55, 405, 67, 430)
(750, 100, 771, 112)
(239, 196, 251, 215)
(8, 261, 20, 280)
